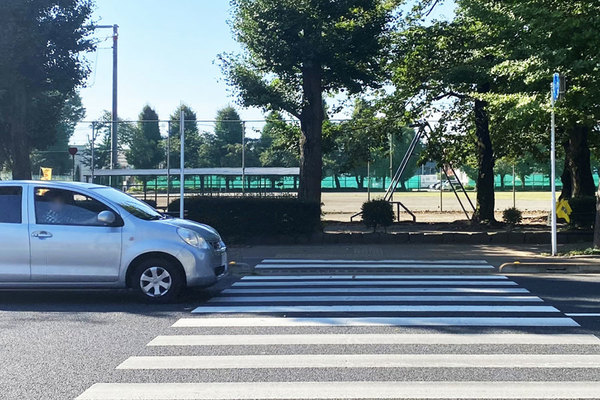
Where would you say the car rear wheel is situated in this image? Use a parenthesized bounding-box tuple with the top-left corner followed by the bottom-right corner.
(131, 258, 184, 303)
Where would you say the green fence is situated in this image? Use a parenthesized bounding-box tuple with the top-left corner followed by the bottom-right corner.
(121, 172, 599, 193)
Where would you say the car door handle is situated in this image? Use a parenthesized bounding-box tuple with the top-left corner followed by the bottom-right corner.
(31, 231, 53, 239)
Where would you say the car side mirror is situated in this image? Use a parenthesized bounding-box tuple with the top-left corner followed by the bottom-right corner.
(98, 210, 116, 225)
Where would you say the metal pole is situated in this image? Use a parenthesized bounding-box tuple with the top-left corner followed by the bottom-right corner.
(512, 163, 516, 208)
(367, 159, 371, 201)
(180, 111, 185, 219)
(550, 84, 557, 256)
(72, 154, 76, 181)
(440, 167, 443, 212)
(389, 132, 393, 201)
(166, 121, 171, 212)
(90, 122, 96, 182)
(241, 121, 246, 194)
(110, 25, 119, 173)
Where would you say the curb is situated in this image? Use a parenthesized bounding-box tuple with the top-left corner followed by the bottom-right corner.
(499, 262, 600, 274)
(234, 231, 593, 246)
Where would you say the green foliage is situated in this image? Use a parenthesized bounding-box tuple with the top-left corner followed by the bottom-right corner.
(259, 111, 300, 167)
(167, 105, 203, 168)
(225, 0, 396, 114)
(568, 196, 596, 229)
(223, 0, 398, 202)
(214, 106, 243, 147)
(0, 0, 95, 178)
(502, 207, 522, 226)
(125, 106, 164, 176)
(361, 199, 394, 231)
(31, 92, 86, 174)
(170, 196, 321, 239)
(83, 111, 136, 170)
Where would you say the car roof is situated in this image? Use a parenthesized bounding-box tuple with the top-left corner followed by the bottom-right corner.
(0, 180, 107, 190)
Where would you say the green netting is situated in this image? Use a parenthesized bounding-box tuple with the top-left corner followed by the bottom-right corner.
(127, 172, 598, 192)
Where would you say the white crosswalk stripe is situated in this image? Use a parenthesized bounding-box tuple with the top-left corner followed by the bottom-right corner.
(77, 259, 599, 400)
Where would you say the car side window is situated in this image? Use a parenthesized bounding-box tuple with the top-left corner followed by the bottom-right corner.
(0, 187, 22, 224)
(34, 188, 113, 226)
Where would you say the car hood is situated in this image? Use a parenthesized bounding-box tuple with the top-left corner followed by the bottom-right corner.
(160, 218, 221, 241)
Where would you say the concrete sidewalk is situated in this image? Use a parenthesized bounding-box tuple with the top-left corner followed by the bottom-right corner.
(227, 243, 600, 271)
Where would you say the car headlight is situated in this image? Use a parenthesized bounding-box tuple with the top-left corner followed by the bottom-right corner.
(177, 228, 209, 249)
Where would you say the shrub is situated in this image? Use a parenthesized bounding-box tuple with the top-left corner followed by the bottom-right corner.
(362, 199, 394, 232)
(502, 207, 522, 226)
(169, 196, 321, 239)
(568, 196, 596, 229)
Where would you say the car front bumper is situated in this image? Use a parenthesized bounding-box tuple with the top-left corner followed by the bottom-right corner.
(176, 244, 228, 288)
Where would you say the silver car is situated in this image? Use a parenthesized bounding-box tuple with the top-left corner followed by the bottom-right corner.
(0, 181, 227, 302)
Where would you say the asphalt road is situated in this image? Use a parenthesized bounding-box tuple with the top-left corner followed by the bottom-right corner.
(1, 260, 600, 399)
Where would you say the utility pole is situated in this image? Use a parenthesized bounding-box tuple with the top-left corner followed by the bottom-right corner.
(93, 24, 119, 172)
(111, 25, 119, 170)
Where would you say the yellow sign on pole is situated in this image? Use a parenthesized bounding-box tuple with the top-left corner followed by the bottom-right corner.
(556, 198, 572, 223)
(40, 167, 53, 181)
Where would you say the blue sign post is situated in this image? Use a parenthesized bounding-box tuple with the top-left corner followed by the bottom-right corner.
(552, 73, 561, 102)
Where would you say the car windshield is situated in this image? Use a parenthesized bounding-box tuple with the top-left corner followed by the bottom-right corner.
(92, 187, 164, 221)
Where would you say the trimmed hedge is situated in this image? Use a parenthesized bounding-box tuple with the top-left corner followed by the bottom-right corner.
(362, 199, 394, 232)
(502, 207, 523, 226)
(169, 196, 321, 238)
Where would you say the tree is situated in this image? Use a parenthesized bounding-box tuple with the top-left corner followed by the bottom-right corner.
(83, 111, 136, 171)
(215, 106, 243, 150)
(125, 106, 164, 194)
(167, 105, 202, 168)
(0, 0, 94, 179)
(495, 158, 513, 190)
(387, 4, 500, 222)
(259, 112, 300, 168)
(31, 92, 86, 175)
(223, 0, 397, 203)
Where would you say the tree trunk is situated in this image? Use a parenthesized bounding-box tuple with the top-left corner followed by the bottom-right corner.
(334, 174, 341, 189)
(298, 66, 323, 204)
(568, 124, 596, 197)
(499, 174, 505, 190)
(472, 83, 495, 223)
(355, 175, 364, 189)
(560, 141, 572, 200)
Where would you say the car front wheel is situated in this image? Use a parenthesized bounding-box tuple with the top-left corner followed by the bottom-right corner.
(131, 258, 184, 303)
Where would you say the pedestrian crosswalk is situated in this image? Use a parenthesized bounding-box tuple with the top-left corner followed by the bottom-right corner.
(77, 259, 600, 399)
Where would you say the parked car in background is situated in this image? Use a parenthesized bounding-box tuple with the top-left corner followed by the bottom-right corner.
(0, 181, 227, 302)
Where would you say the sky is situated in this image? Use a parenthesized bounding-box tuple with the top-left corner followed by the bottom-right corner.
(73, 0, 456, 145)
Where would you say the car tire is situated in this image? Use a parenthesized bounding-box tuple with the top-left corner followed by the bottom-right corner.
(131, 257, 184, 303)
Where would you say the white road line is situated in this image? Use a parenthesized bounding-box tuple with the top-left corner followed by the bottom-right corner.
(256, 264, 494, 269)
(260, 259, 491, 264)
(241, 275, 508, 280)
(566, 313, 600, 317)
(76, 381, 600, 400)
(117, 354, 600, 370)
(148, 333, 600, 347)
(208, 295, 543, 303)
(222, 287, 531, 294)
(232, 280, 516, 287)
(173, 317, 579, 327)
(191, 305, 558, 313)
